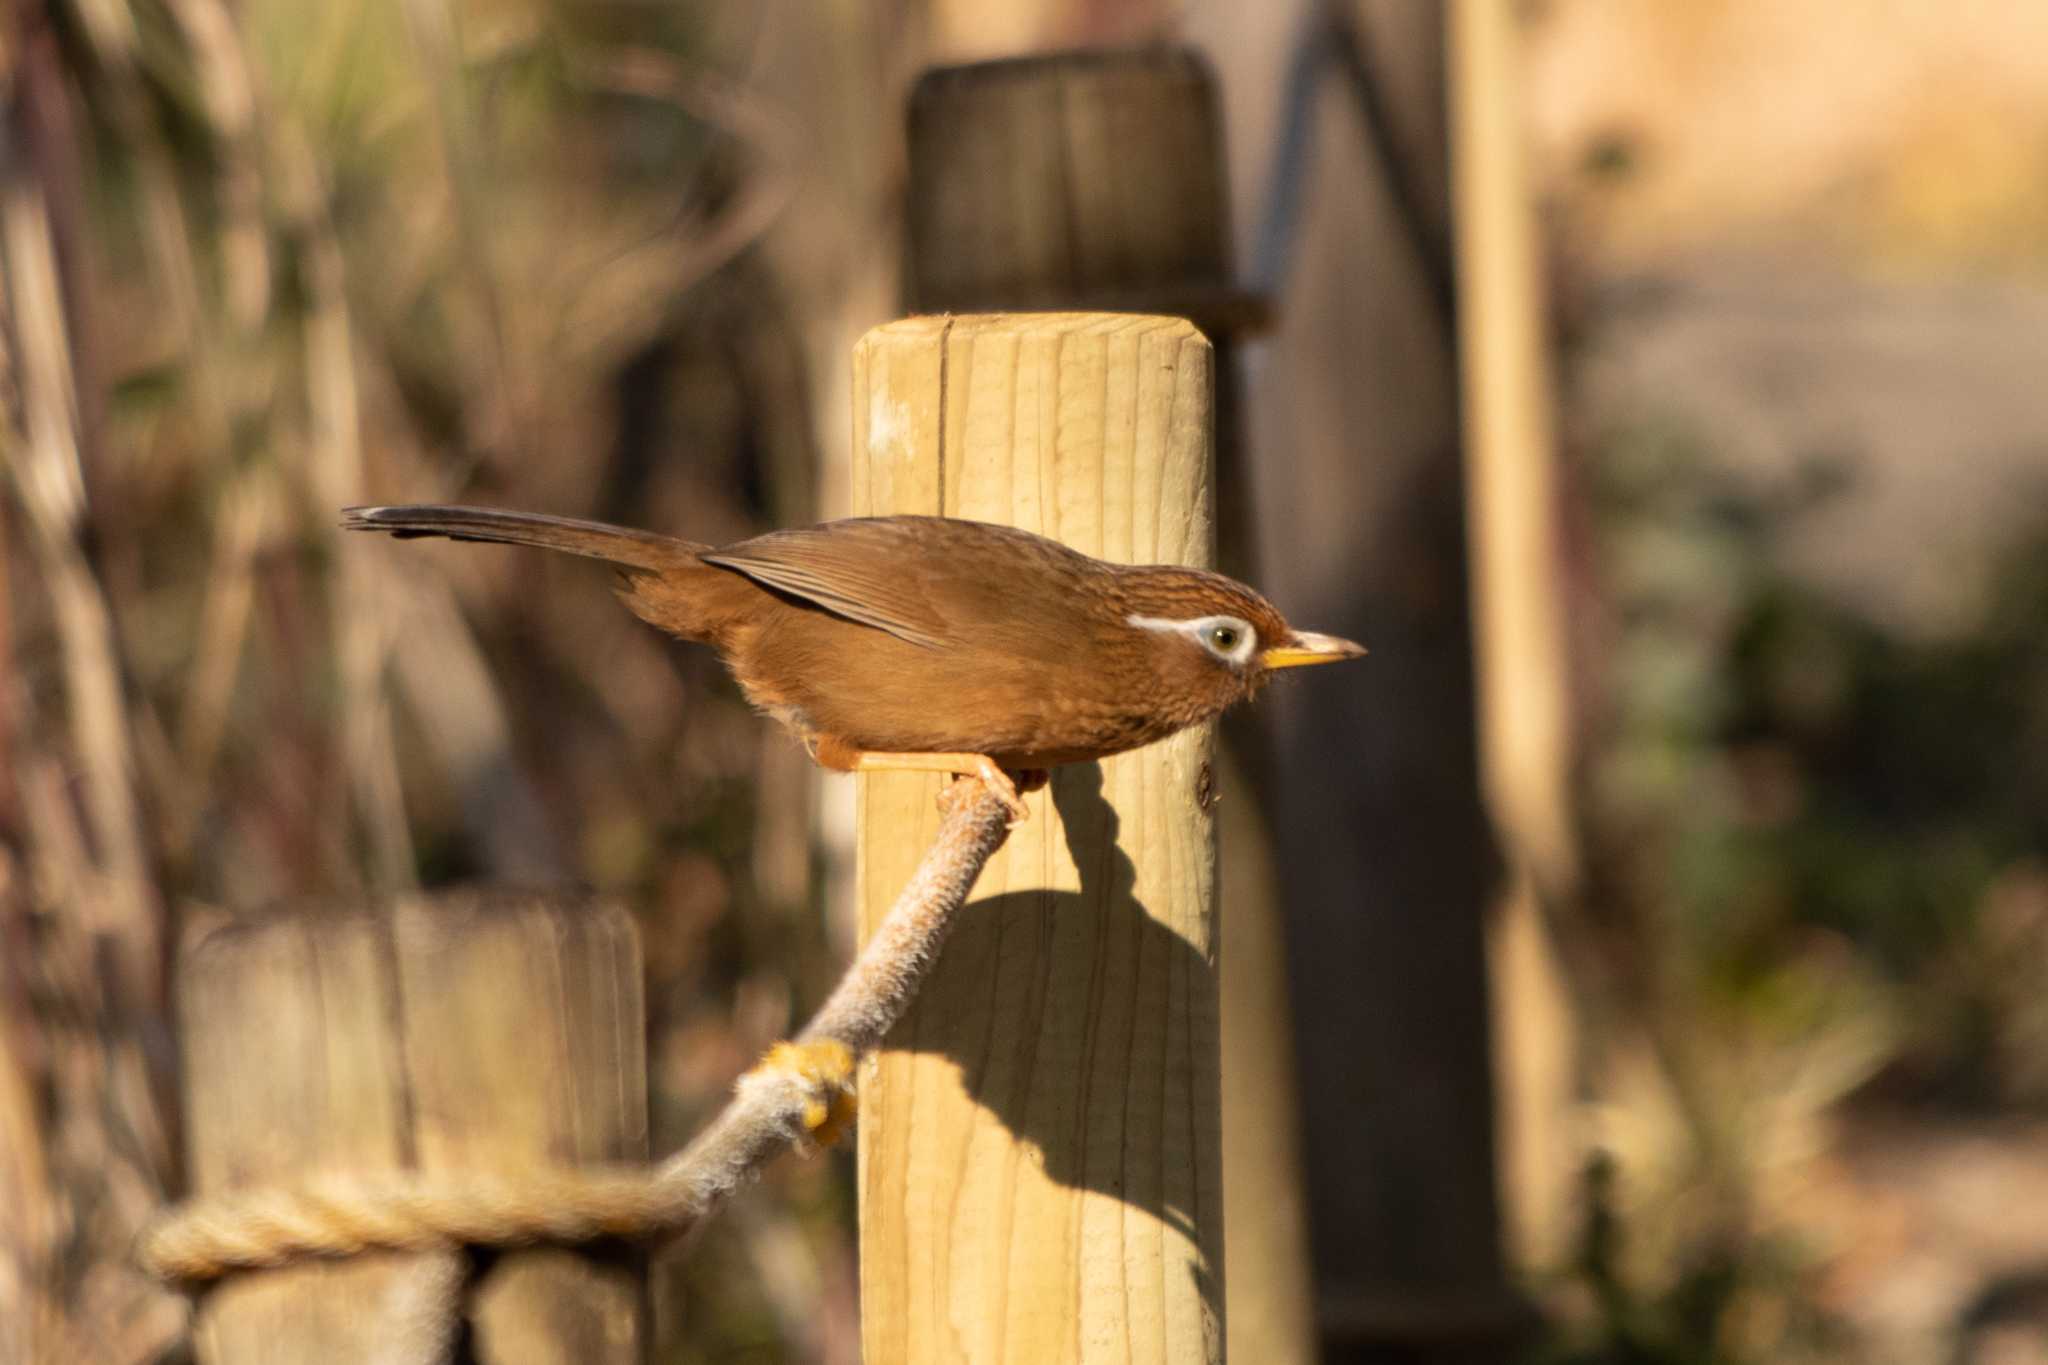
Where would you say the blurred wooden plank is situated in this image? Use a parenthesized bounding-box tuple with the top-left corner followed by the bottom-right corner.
(1449, 0, 1582, 1274)
(907, 50, 1264, 337)
(180, 894, 649, 1365)
(852, 312, 1223, 1364)
(185, 915, 458, 1363)
(392, 892, 648, 1364)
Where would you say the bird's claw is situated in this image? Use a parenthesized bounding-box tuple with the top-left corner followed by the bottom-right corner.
(957, 760, 1030, 826)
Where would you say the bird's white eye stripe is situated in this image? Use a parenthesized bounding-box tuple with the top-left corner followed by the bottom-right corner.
(1127, 613, 1259, 665)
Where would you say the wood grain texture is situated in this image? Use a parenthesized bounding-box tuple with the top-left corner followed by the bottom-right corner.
(851, 313, 1223, 1364)
(181, 894, 648, 1365)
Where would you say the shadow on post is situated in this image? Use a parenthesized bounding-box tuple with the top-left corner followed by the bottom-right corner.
(889, 760, 1222, 1314)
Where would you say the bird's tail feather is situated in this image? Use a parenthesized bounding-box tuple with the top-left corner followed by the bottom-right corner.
(341, 504, 704, 571)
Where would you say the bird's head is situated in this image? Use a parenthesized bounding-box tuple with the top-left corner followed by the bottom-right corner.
(1116, 568, 1365, 720)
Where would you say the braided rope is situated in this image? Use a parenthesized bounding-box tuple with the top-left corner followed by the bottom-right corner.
(140, 1168, 687, 1276)
(139, 779, 1012, 1284)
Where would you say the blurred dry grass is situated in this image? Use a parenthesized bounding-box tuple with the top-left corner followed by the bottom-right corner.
(0, 1, 899, 1359)
(1520, 3, 2048, 1360)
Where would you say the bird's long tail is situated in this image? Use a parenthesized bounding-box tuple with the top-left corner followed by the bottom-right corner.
(341, 504, 706, 571)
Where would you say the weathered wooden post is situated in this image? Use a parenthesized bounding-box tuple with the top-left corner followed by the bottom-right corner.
(902, 50, 1313, 1362)
(852, 313, 1223, 1363)
(177, 893, 648, 1364)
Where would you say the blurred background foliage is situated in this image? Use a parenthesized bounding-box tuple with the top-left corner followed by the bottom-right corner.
(4, 0, 2048, 1362)
(3, 0, 862, 1358)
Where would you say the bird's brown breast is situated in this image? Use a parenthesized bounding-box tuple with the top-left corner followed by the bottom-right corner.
(714, 579, 1210, 769)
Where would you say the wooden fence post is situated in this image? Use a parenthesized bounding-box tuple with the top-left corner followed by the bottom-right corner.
(178, 892, 647, 1364)
(851, 312, 1222, 1363)
(904, 51, 1313, 1363)
(1194, 3, 1552, 1353)
(1449, 0, 1581, 1274)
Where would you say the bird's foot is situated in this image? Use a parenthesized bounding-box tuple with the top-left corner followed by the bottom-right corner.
(954, 757, 1031, 827)
(849, 750, 1033, 825)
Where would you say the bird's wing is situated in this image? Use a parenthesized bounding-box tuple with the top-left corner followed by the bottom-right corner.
(701, 520, 959, 649)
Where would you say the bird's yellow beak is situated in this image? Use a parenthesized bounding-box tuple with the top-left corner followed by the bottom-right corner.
(1260, 630, 1368, 670)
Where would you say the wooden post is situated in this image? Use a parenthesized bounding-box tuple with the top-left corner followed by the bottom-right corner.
(851, 313, 1222, 1363)
(905, 50, 1268, 574)
(1208, 4, 1529, 1355)
(905, 51, 1260, 334)
(904, 51, 1313, 1363)
(1449, 0, 1581, 1272)
(179, 892, 648, 1364)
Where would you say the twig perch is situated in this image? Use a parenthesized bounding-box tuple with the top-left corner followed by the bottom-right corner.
(139, 776, 1014, 1283)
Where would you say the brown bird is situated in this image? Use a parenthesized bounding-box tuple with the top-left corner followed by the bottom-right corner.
(341, 506, 1364, 820)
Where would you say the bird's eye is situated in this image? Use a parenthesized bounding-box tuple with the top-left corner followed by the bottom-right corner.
(1127, 612, 1257, 662)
